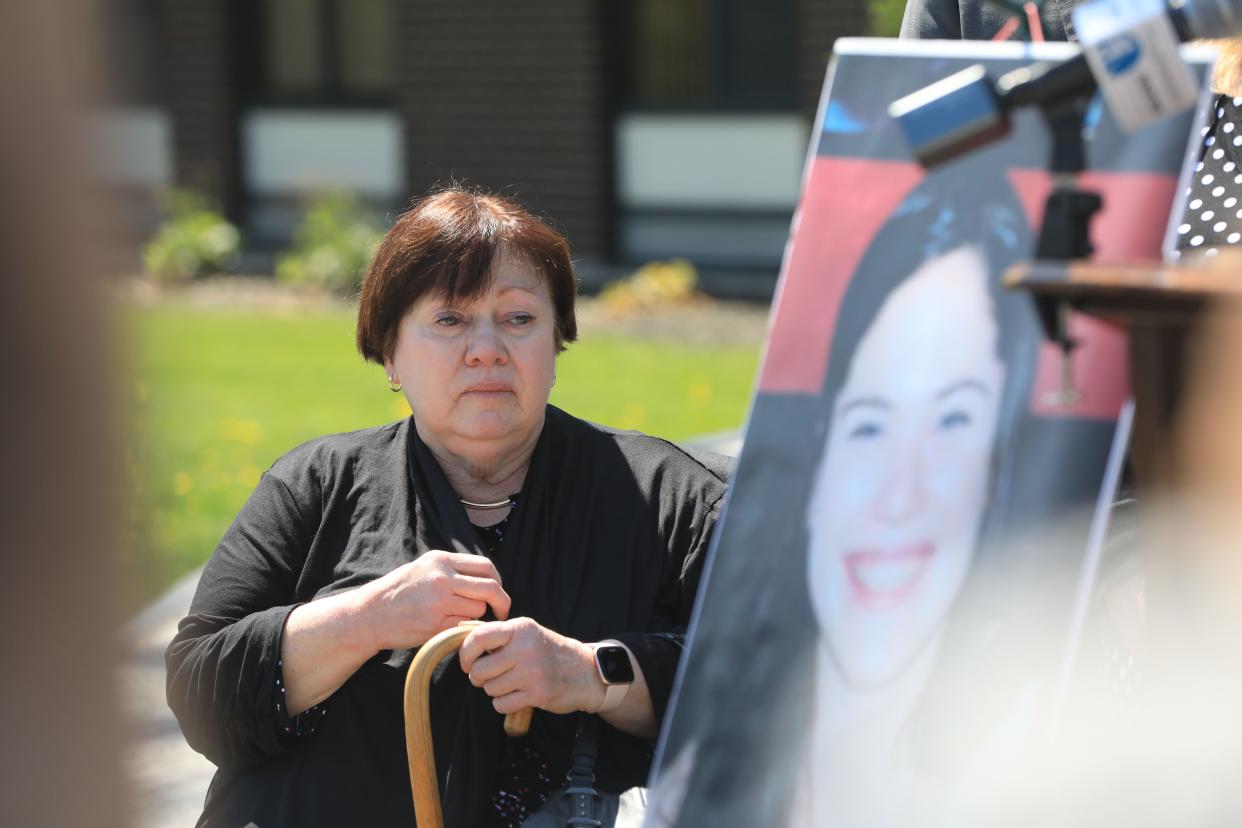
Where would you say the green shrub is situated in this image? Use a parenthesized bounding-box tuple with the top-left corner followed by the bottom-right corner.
(275, 192, 383, 295)
(599, 259, 701, 315)
(143, 190, 241, 282)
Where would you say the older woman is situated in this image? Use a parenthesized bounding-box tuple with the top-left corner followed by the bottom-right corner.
(165, 188, 729, 826)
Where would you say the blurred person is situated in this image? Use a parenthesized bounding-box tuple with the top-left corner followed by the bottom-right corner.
(165, 187, 729, 827)
(1, 2, 127, 827)
(900, 0, 1081, 41)
(1176, 292, 1242, 608)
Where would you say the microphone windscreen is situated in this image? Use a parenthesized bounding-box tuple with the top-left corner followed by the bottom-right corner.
(889, 65, 1011, 167)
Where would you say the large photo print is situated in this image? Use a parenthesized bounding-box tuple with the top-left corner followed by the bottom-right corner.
(648, 39, 1212, 827)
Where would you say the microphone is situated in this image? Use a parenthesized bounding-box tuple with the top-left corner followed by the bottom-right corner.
(890, 0, 1242, 167)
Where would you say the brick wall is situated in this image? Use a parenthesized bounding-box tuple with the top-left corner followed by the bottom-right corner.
(148, 0, 864, 253)
(394, 0, 614, 259)
(159, 1, 241, 219)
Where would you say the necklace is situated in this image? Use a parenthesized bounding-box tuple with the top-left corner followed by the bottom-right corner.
(460, 497, 513, 511)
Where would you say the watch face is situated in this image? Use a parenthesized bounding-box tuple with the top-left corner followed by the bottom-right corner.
(596, 645, 635, 684)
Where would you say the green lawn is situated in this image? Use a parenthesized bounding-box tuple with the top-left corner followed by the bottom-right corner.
(124, 301, 760, 609)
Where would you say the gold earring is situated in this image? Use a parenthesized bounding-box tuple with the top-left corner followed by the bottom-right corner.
(387, 376, 402, 393)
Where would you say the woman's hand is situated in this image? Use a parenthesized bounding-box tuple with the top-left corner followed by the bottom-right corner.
(281, 551, 509, 717)
(357, 550, 512, 652)
(458, 618, 603, 716)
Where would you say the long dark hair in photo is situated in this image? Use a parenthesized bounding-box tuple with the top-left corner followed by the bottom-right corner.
(809, 167, 1050, 781)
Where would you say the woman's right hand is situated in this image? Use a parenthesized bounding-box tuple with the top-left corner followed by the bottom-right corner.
(357, 550, 511, 652)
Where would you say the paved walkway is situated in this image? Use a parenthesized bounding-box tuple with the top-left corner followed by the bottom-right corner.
(123, 568, 217, 828)
(123, 430, 741, 826)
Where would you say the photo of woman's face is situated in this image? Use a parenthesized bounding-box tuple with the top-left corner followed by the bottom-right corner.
(807, 245, 1005, 689)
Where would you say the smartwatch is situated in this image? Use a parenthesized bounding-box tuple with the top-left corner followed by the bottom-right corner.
(592, 640, 635, 714)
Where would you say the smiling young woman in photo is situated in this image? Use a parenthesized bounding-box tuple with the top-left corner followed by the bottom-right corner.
(808, 245, 1006, 691)
(644, 175, 1047, 828)
(788, 176, 1041, 826)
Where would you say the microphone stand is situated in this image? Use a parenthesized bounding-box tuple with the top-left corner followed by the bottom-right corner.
(1033, 97, 1102, 405)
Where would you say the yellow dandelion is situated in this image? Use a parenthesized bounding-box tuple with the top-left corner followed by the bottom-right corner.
(618, 402, 646, 430)
(237, 464, 261, 488)
(688, 377, 713, 407)
(220, 417, 262, 445)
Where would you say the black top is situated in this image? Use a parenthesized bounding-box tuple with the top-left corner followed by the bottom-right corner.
(468, 499, 564, 827)
(899, 0, 1081, 41)
(166, 406, 730, 827)
(1175, 94, 1242, 259)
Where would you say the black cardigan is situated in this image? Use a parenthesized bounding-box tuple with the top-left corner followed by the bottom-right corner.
(166, 406, 729, 827)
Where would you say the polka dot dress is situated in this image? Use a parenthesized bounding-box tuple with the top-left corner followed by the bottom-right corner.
(1175, 94, 1242, 258)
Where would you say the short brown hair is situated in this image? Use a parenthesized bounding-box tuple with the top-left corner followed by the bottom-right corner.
(356, 187, 578, 364)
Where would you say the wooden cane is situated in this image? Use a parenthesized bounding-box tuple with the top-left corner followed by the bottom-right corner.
(404, 621, 534, 828)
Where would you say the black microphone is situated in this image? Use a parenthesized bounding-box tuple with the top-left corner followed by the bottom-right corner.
(890, 0, 1242, 167)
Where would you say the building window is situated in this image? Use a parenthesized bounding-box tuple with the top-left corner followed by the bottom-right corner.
(626, 0, 799, 111)
(244, 0, 394, 104)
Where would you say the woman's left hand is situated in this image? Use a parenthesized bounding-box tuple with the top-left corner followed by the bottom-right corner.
(458, 618, 602, 716)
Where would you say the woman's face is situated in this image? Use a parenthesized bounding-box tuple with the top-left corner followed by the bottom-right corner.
(386, 246, 558, 451)
(807, 246, 1005, 689)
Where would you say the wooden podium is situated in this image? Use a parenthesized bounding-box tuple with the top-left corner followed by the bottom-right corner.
(1006, 255, 1242, 489)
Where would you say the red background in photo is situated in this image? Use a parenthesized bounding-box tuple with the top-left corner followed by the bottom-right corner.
(758, 156, 1176, 422)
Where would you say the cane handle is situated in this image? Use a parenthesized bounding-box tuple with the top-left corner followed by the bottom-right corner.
(404, 621, 533, 828)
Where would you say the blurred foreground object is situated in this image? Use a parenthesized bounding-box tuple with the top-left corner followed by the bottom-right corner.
(992, 252, 1242, 825)
(1167, 264, 1242, 661)
(0, 2, 126, 826)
